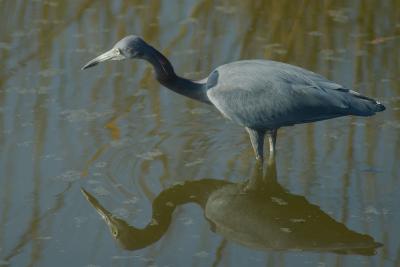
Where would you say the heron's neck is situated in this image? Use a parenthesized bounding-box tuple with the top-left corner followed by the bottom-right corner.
(144, 45, 210, 104)
(124, 179, 227, 250)
(127, 205, 174, 249)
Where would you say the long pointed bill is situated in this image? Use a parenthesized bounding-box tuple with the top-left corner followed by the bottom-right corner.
(81, 48, 122, 70)
(81, 187, 113, 222)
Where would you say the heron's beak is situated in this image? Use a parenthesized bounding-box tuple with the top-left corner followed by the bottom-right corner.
(81, 48, 122, 70)
(81, 187, 113, 222)
(80, 187, 126, 240)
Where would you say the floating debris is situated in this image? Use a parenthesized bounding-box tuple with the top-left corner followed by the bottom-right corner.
(112, 255, 139, 260)
(185, 159, 204, 167)
(280, 227, 292, 233)
(308, 31, 323, 37)
(367, 35, 400, 45)
(271, 197, 288, 206)
(17, 140, 33, 147)
(179, 216, 194, 225)
(328, 8, 350, 23)
(74, 216, 88, 227)
(194, 251, 209, 258)
(35, 236, 52, 240)
(137, 150, 163, 160)
(214, 5, 236, 14)
(290, 218, 306, 223)
(123, 197, 139, 205)
(55, 170, 81, 182)
(365, 206, 379, 215)
(320, 49, 344, 61)
(94, 161, 107, 168)
(110, 138, 130, 147)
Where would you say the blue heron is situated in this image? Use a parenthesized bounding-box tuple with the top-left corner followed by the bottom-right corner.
(82, 35, 385, 162)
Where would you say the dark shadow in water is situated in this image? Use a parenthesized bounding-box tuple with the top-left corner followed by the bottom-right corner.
(81, 161, 382, 255)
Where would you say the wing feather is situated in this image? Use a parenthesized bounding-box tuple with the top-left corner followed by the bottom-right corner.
(206, 60, 377, 129)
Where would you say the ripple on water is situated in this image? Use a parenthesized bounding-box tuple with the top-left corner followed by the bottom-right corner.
(112, 208, 129, 219)
(38, 68, 64, 78)
(0, 260, 10, 266)
(122, 197, 139, 205)
(74, 216, 88, 228)
(0, 42, 11, 50)
(61, 109, 113, 122)
(381, 120, 400, 129)
(92, 186, 110, 196)
(189, 107, 210, 115)
(6, 86, 50, 95)
(320, 49, 345, 62)
(110, 138, 130, 147)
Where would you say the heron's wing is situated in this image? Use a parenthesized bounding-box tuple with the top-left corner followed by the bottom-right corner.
(206, 60, 380, 129)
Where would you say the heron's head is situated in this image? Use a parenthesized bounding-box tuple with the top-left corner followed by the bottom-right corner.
(80, 187, 155, 250)
(81, 35, 148, 70)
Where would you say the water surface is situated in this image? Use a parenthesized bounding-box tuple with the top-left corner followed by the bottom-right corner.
(0, 1, 399, 266)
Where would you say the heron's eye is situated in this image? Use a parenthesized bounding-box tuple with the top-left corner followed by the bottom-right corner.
(114, 48, 120, 55)
(123, 47, 136, 57)
(135, 51, 144, 57)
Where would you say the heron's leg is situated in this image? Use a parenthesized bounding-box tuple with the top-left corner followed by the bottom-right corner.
(245, 127, 265, 162)
(263, 153, 278, 184)
(266, 129, 277, 163)
(244, 159, 264, 191)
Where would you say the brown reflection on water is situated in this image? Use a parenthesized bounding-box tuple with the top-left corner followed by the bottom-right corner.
(0, 0, 399, 266)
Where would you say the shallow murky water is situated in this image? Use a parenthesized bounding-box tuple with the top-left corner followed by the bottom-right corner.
(1, 1, 400, 266)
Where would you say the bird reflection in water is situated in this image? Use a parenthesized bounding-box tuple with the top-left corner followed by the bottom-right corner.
(81, 161, 382, 255)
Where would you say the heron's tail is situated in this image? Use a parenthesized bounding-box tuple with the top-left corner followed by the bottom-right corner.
(347, 90, 386, 116)
(375, 101, 386, 112)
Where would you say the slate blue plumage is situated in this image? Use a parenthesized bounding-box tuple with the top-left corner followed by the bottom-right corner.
(82, 35, 385, 162)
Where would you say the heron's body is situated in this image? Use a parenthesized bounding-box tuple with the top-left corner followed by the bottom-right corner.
(207, 60, 383, 129)
(82, 35, 385, 162)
